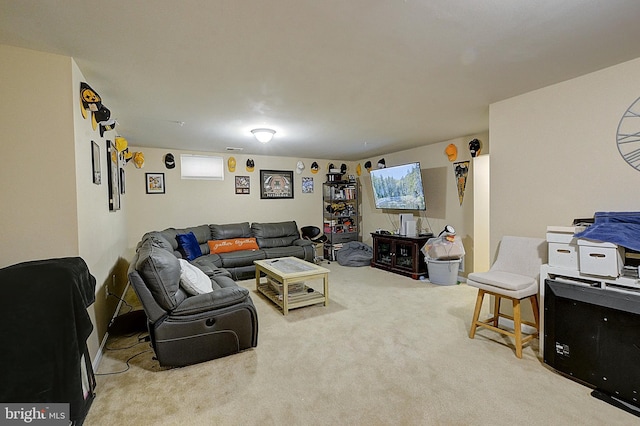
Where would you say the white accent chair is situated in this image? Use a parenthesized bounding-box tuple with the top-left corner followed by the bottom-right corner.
(467, 236, 547, 358)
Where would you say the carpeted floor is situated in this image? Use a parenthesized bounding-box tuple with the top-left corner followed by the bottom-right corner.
(85, 263, 635, 425)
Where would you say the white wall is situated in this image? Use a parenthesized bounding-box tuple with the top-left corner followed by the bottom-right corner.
(489, 57, 640, 255)
(358, 132, 489, 275)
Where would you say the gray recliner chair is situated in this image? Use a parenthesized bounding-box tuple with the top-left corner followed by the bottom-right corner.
(128, 237, 258, 367)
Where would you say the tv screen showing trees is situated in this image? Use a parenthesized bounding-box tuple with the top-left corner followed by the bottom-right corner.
(370, 162, 426, 210)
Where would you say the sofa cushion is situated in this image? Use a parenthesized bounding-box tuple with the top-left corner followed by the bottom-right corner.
(219, 250, 266, 268)
(178, 259, 213, 295)
(251, 221, 301, 248)
(208, 238, 259, 254)
(176, 232, 203, 260)
(191, 254, 224, 272)
(261, 246, 306, 259)
(135, 238, 181, 311)
(210, 222, 253, 240)
(139, 231, 174, 252)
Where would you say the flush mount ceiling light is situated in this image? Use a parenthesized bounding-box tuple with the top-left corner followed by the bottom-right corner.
(251, 128, 276, 143)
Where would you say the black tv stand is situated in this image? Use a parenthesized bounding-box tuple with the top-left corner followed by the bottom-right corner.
(370, 233, 433, 280)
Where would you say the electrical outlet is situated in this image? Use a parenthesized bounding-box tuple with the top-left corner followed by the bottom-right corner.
(105, 274, 116, 300)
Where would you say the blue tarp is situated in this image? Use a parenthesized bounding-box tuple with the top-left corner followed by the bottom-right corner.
(574, 211, 640, 252)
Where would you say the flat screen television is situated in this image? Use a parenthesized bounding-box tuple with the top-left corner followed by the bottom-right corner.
(370, 162, 426, 210)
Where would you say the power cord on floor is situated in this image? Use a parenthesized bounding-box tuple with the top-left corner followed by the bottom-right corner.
(95, 349, 153, 376)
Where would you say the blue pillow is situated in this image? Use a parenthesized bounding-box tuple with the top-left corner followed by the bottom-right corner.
(176, 232, 202, 261)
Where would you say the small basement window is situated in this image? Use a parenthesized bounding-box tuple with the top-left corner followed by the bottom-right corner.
(180, 154, 224, 180)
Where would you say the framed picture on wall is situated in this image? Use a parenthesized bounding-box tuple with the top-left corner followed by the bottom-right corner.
(302, 177, 314, 193)
(235, 176, 250, 194)
(145, 172, 165, 194)
(91, 141, 101, 185)
(260, 170, 294, 199)
(106, 140, 120, 210)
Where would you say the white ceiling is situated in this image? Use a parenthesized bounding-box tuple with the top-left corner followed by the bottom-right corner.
(3, 1, 640, 160)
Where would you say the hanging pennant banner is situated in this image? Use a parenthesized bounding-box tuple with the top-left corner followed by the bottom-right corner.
(454, 161, 470, 206)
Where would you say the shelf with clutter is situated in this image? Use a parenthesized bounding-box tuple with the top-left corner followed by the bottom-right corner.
(322, 169, 360, 261)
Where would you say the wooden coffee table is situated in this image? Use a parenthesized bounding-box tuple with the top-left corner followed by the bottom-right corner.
(254, 257, 330, 315)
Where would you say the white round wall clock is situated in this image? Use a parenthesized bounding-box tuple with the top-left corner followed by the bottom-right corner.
(616, 96, 640, 172)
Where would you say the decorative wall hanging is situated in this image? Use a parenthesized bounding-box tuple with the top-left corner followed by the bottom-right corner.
(120, 167, 125, 194)
(91, 141, 101, 185)
(246, 159, 255, 172)
(145, 173, 165, 194)
(133, 152, 145, 169)
(80, 82, 102, 119)
(165, 153, 175, 169)
(302, 177, 314, 193)
(228, 157, 236, 172)
(260, 170, 294, 199)
(106, 140, 120, 210)
(310, 162, 319, 174)
(296, 161, 305, 174)
(454, 161, 470, 206)
(616, 96, 640, 172)
(446, 144, 458, 162)
(235, 176, 250, 194)
(92, 105, 110, 131)
(469, 139, 481, 157)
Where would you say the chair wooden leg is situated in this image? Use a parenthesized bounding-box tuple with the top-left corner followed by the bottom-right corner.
(513, 299, 523, 358)
(469, 289, 485, 339)
(492, 294, 501, 327)
(530, 295, 540, 333)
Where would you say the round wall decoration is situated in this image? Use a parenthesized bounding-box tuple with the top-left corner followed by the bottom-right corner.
(616, 96, 640, 172)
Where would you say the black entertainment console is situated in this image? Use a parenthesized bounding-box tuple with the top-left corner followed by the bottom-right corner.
(370, 232, 433, 280)
(544, 278, 640, 417)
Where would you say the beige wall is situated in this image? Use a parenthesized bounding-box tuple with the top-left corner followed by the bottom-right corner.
(0, 45, 130, 360)
(124, 146, 355, 256)
(358, 132, 489, 275)
(71, 60, 131, 357)
(0, 45, 79, 266)
(489, 57, 640, 257)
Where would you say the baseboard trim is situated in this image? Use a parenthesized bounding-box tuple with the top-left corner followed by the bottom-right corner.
(93, 282, 131, 371)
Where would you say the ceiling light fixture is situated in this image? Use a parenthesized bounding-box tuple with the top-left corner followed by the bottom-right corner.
(251, 128, 276, 143)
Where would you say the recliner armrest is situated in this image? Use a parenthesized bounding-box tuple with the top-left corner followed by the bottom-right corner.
(293, 239, 313, 247)
(172, 287, 250, 316)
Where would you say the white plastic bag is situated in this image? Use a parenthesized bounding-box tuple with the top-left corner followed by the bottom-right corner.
(421, 236, 465, 260)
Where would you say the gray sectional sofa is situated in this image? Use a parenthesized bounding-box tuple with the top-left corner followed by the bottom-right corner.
(139, 221, 315, 280)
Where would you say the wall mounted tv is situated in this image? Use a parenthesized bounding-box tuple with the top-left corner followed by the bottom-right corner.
(370, 162, 426, 210)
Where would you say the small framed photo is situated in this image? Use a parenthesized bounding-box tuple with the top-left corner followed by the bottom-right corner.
(91, 141, 101, 185)
(260, 170, 294, 199)
(145, 173, 165, 194)
(107, 140, 120, 210)
(235, 176, 250, 194)
(302, 177, 314, 193)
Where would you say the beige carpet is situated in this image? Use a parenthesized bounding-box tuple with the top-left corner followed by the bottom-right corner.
(86, 264, 635, 425)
